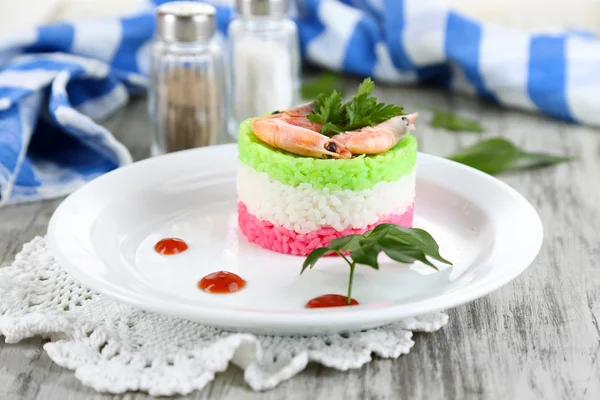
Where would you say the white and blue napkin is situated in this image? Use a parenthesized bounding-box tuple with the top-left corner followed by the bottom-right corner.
(1, 0, 599, 206)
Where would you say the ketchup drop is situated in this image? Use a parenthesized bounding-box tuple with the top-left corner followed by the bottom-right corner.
(154, 238, 188, 255)
(305, 294, 359, 308)
(198, 271, 246, 294)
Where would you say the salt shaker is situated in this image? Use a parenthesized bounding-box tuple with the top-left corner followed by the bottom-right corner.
(149, 2, 227, 155)
(227, 0, 300, 138)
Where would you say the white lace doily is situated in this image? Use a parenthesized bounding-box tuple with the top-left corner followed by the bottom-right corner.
(0, 237, 448, 396)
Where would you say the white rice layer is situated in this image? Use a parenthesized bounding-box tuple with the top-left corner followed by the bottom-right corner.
(237, 162, 416, 233)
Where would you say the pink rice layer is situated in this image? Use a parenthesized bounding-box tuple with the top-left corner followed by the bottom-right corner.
(238, 202, 414, 256)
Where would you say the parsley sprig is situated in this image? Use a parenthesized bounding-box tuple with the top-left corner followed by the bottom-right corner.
(301, 224, 452, 305)
(307, 78, 405, 137)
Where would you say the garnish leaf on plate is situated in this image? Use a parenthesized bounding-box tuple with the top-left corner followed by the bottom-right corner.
(327, 235, 362, 251)
(307, 78, 404, 137)
(386, 226, 450, 265)
(429, 108, 485, 133)
(379, 239, 438, 269)
(349, 240, 381, 269)
(301, 247, 333, 274)
(301, 224, 452, 305)
(301, 72, 344, 100)
(448, 138, 574, 175)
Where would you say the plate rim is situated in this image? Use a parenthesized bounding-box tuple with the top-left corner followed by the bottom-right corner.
(47, 145, 544, 333)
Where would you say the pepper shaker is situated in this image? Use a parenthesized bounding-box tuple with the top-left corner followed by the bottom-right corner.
(148, 1, 227, 155)
(227, 0, 301, 138)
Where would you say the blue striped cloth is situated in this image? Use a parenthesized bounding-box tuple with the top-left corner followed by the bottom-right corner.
(1, 0, 599, 206)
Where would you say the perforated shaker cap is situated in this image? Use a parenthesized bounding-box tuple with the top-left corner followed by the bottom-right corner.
(235, 0, 289, 17)
(156, 1, 217, 42)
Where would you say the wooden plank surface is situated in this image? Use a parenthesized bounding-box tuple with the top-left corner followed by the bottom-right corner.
(1, 82, 599, 400)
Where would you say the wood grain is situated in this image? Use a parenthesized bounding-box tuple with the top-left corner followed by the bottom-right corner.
(1, 82, 599, 400)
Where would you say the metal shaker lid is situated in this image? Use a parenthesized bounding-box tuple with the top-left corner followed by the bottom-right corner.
(235, 0, 289, 17)
(156, 1, 217, 42)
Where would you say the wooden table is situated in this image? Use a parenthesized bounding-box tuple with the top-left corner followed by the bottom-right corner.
(1, 81, 599, 400)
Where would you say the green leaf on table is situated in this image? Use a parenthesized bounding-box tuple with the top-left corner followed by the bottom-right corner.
(448, 137, 574, 175)
(429, 108, 485, 133)
(301, 72, 344, 100)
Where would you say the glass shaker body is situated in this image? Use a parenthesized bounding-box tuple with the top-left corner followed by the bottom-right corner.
(227, 16, 300, 138)
(149, 38, 227, 156)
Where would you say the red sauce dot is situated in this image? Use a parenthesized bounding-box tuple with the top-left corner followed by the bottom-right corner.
(305, 294, 359, 308)
(198, 271, 246, 294)
(154, 238, 188, 255)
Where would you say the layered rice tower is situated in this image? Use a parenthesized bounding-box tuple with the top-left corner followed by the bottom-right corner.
(237, 119, 417, 256)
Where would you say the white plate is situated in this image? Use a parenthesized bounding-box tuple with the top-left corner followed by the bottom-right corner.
(47, 144, 543, 335)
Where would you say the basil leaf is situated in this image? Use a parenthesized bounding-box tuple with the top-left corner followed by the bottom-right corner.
(429, 109, 485, 133)
(386, 226, 452, 265)
(300, 224, 452, 300)
(448, 138, 574, 175)
(328, 235, 362, 251)
(301, 247, 333, 274)
(350, 241, 381, 269)
(379, 239, 438, 269)
(365, 223, 393, 239)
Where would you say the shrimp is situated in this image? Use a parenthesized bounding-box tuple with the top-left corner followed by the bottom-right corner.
(252, 114, 351, 159)
(279, 102, 315, 117)
(272, 102, 323, 132)
(331, 113, 419, 155)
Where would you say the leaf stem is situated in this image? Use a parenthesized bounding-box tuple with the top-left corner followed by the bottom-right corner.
(347, 262, 356, 305)
(338, 252, 353, 268)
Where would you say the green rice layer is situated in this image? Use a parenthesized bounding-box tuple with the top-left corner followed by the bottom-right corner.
(237, 118, 417, 191)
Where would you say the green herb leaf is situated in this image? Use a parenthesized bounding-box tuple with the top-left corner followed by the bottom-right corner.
(448, 138, 574, 175)
(306, 90, 346, 134)
(307, 78, 404, 137)
(301, 72, 343, 100)
(356, 77, 375, 97)
(301, 247, 334, 274)
(350, 239, 381, 269)
(384, 225, 451, 265)
(379, 239, 438, 269)
(327, 235, 362, 251)
(300, 224, 452, 304)
(368, 223, 393, 236)
(429, 108, 485, 133)
(362, 225, 392, 242)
